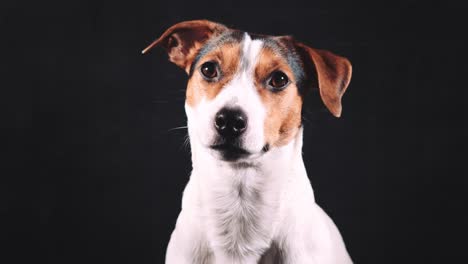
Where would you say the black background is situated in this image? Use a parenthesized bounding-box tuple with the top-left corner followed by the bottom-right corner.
(3, 0, 466, 263)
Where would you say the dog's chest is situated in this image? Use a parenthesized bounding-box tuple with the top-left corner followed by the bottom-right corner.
(209, 176, 272, 259)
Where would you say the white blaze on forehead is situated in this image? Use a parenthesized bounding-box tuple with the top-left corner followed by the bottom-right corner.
(230, 33, 265, 152)
(241, 33, 264, 73)
(213, 33, 264, 105)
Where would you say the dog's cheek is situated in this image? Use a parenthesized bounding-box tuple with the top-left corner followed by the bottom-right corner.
(184, 103, 198, 146)
(254, 81, 279, 146)
(261, 86, 302, 147)
(278, 87, 302, 146)
(195, 98, 220, 146)
(186, 78, 202, 107)
(276, 94, 302, 146)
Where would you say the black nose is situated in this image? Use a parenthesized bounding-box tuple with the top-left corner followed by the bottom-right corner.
(214, 108, 247, 138)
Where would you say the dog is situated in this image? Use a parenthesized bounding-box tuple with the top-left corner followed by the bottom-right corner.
(143, 20, 353, 264)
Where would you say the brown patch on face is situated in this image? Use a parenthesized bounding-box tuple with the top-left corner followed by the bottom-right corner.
(255, 47, 303, 147)
(186, 42, 242, 107)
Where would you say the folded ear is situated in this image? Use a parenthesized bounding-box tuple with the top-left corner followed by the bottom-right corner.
(295, 42, 352, 117)
(142, 20, 228, 73)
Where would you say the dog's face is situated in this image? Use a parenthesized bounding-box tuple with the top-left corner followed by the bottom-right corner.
(143, 20, 352, 162)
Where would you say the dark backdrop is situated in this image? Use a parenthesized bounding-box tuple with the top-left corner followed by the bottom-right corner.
(3, 0, 466, 263)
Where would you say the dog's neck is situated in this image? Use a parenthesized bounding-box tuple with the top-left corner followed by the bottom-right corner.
(187, 128, 314, 259)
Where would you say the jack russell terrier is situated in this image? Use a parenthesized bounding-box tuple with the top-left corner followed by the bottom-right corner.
(143, 20, 353, 264)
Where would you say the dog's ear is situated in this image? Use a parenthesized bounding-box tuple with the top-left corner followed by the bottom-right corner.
(294, 41, 352, 117)
(142, 20, 228, 73)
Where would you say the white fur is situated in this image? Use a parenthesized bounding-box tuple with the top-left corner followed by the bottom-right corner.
(165, 34, 352, 264)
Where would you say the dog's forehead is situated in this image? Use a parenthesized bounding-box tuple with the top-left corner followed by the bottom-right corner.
(190, 31, 305, 85)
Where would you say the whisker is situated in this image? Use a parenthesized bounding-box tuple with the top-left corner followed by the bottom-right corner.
(184, 135, 190, 148)
(167, 126, 188, 132)
(180, 134, 191, 152)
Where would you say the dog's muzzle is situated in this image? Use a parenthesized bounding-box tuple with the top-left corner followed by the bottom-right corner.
(210, 107, 249, 161)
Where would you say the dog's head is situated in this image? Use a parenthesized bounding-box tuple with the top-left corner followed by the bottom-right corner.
(143, 20, 352, 162)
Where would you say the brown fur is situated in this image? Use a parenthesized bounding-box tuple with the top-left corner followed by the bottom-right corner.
(255, 47, 303, 147)
(186, 43, 242, 107)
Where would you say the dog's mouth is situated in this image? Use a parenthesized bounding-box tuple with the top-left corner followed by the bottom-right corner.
(210, 143, 250, 161)
(209, 142, 270, 162)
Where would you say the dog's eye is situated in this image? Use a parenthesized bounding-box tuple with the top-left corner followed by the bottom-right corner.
(268, 71, 289, 90)
(200, 61, 218, 79)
